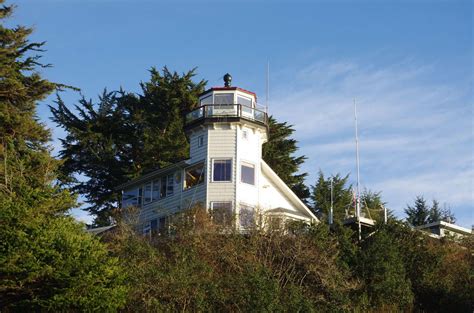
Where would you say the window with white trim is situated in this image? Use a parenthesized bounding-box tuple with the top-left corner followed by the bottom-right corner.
(122, 187, 142, 208)
(159, 174, 174, 199)
(214, 93, 234, 104)
(211, 202, 233, 226)
(213, 159, 232, 182)
(197, 135, 204, 147)
(144, 182, 153, 204)
(167, 175, 174, 196)
(200, 95, 212, 105)
(241, 162, 255, 185)
(152, 180, 160, 201)
(184, 162, 205, 190)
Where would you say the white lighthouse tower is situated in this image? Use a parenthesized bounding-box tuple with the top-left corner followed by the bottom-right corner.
(119, 74, 317, 233)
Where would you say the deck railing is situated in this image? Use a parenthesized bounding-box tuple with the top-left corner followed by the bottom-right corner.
(185, 104, 268, 126)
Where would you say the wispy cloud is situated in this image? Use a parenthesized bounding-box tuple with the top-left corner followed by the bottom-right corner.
(270, 57, 473, 227)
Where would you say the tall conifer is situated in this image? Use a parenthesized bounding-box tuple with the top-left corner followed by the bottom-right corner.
(0, 2, 126, 309)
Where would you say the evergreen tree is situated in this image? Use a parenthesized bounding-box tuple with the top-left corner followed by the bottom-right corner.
(428, 200, 456, 224)
(0, 2, 126, 309)
(440, 204, 455, 224)
(405, 195, 430, 226)
(51, 68, 206, 225)
(262, 117, 310, 202)
(428, 200, 442, 223)
(310, 171, 353, 221)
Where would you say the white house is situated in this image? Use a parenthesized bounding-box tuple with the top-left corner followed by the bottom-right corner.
(117, 74, 318, 234)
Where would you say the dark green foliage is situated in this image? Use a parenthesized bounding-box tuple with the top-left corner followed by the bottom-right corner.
(51, 68, 206, 225)
(428, 200, 456, 224)
(405, 196, 456, 226)
(357, 223, 414, 310)
(405, 195, 430, 226)
(262, 116, 310, 203)
(310, 171, 353, 221)
(0, 2, 127, 310)
(379, 222, 472, 313)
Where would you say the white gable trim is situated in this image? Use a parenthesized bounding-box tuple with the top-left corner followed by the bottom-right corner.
(260, 160, 318, 223)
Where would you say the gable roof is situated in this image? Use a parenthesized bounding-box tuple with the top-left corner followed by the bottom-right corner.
(260, 160, 318, 223)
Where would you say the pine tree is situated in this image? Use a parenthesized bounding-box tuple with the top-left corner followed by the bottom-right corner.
(405, 195, 430, 226)
(428, 200, 456, 224)
(0, 2, 126, 309)
(262, 117, 309, 202)
(310, 171, 353, 221)
(427, 199, 442, 223)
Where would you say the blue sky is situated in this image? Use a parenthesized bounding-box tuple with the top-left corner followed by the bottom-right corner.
(10, 0, 473, 227)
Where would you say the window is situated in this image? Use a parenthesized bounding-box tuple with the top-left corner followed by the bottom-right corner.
(242, 130, 248, 140)
(167, 175, 174, 196)
(144, 183, 153, 204)
(184, 162, 205, 190)
(152, 180, 160, 201)
(143, 180, 162, 204)
(150, 219, 158, 234)
(238, 96, 253, 116)
(160, 176, 167, 199)
(175, 172, 182, 184)
(240, 204, 255, 229)
(237, 95, 252, 107)
(197, 135, 204, 147)
(159, 217, 167, 233)
(159, 174, 174, 198)
(241, 162, 255, 185)
(211, 202, 233, 226)
(213, 159, 232, 182)
(200, 95, 213, 105)
(122, 187, 142, 208)
(214, 93, 234, 104)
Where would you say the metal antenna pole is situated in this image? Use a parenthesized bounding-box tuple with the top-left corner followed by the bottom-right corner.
(354, 98, 361, 241)
(266, 61, 270, 111)
(383, 204, 387, 224)
(329, 176, 334, 225)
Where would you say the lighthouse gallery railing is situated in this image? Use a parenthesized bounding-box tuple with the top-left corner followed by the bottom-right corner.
(185, 104, 268, 126)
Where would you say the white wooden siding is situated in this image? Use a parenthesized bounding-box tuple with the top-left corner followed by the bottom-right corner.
(259, 170, 298, 213)
(207, 125, 237, 208)
(140, 183, 206, 223)
(188, 128, 207, 164)
(235, 125, 267, 214)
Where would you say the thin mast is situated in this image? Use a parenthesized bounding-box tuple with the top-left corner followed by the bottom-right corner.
(266, 61, 270, 111)
(329, 176, 334, 225)
(354, 98, 361, 241)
